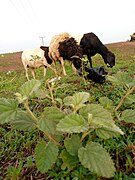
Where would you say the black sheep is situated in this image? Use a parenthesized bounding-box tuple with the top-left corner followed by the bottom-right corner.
(84, 65, 108, 83)
(80, 32, 115, 68)
(71, 57, 108, 83)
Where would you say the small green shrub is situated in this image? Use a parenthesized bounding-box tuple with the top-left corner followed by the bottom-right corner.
(1, 79, 133, 178)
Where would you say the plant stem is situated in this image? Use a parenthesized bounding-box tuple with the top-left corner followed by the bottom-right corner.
(115, 85, 135, 112)
(116, 147, 119, 170)
(23, 100, 38, 122)
(81, 129, 94, 142)
(44, 131, 61, 146)
(24, 100, 60, 146)
(47, 81, 57, 107)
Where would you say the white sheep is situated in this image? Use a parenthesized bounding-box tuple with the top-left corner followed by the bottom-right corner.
(21, 47, 57, 80)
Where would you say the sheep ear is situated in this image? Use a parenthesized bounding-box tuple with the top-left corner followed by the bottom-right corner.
(40, 46, 47, 51)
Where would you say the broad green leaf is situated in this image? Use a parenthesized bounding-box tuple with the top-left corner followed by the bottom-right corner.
(78, 142, 116, 178)
(19, 79, 41, 98)
(124, 94, 135, 105)
(34, 89, 50, 99)
(63, 96, 73, 107)
(38, 107, 65, 134)
(38, 118, 64, 142)
(63, 92, 90, 112)
(43, 107, 65, 122)
(106, 71, 134, 88)
(80, 104, 124, 138)
(38, 118, 55, 134)
(96, 125, 124, 139)
(57, 114, 89, 133)
(116, 71, 132, 85)
(0, 98, 18, 124)
(79, 104, 113, 122)
(35, 141, 58, 173)
(99, 97, 113, 110)
(94, 118, 124, 139)
(87, 113, 94, 126)
(11, 111, 36, 131)
(59, 149, 79, 171)
(121, 109, 135, 123)
(51, 133, 64, 143)
(106, 75, 120, 85)
(128, 80, 135, 88)
(64, 134, 82, 156)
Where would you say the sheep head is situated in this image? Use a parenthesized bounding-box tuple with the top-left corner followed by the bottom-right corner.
(40, 46, 52, 65)
(105, 51, 115, 68)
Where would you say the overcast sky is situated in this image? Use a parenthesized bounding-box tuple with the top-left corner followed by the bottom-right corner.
(0, 0, 135, 54)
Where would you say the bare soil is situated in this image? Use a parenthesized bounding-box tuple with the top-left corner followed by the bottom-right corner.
(0, 51, 23, 72)
(0, 41, 135, 72)
(106, 41, 135, 55)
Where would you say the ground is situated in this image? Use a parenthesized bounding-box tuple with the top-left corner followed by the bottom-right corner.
(0, 41, 135, 72)
(0, 41, 135, 179)
(0, 51, 23, 72)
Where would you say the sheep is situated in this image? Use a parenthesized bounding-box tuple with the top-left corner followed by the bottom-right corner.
(83, 65, 108, 83)
(80, 32, 115, 68)
(70, 56, 108, 83)
(49, 32, 83, 76)
(21, 46, 57, 80)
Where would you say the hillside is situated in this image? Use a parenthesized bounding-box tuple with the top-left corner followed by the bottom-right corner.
(0, 41, 135, 179)
(0, 41, 135, 72)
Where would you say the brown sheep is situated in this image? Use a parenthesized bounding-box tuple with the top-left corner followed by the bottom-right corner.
(49, 32, 83, 76)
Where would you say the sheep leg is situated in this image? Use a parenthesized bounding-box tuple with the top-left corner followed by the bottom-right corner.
(22, 62, 30, 80)
(53, 61, 57, 70)
(31, 68, 35, 79)
(48, 63, 58, 76)
(43, 67, 46, 77)
(26, 70, 29, 80)
(87, 50, 93, 68)
(59, 57, 67, 76)
(52, 61, 58, 76)
(24, 66, 29, 81)
(59, 61, 63, 75)
(72, 64, 77, 75)
(89, 57, 93, 68)
(44, 62, 58, 77)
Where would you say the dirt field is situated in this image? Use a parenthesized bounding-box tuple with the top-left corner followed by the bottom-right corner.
(0, 51, 23, 72)
(107, 41, 135, 54)
(0, 41, 135, 72)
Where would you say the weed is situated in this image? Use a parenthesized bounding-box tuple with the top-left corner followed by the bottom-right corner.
(0, 42, 135, 179)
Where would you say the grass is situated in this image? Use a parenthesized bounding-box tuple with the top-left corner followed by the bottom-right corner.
(0, 42, 135, 179)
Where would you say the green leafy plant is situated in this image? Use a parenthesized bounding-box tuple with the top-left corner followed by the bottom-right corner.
(80, 55, 90, 85)
(1, 79, 134, 178)
(106, 71, 135, 123)
(30, 55, 41, 62)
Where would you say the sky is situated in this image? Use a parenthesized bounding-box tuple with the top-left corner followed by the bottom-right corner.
(0, 0, 135, 54)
